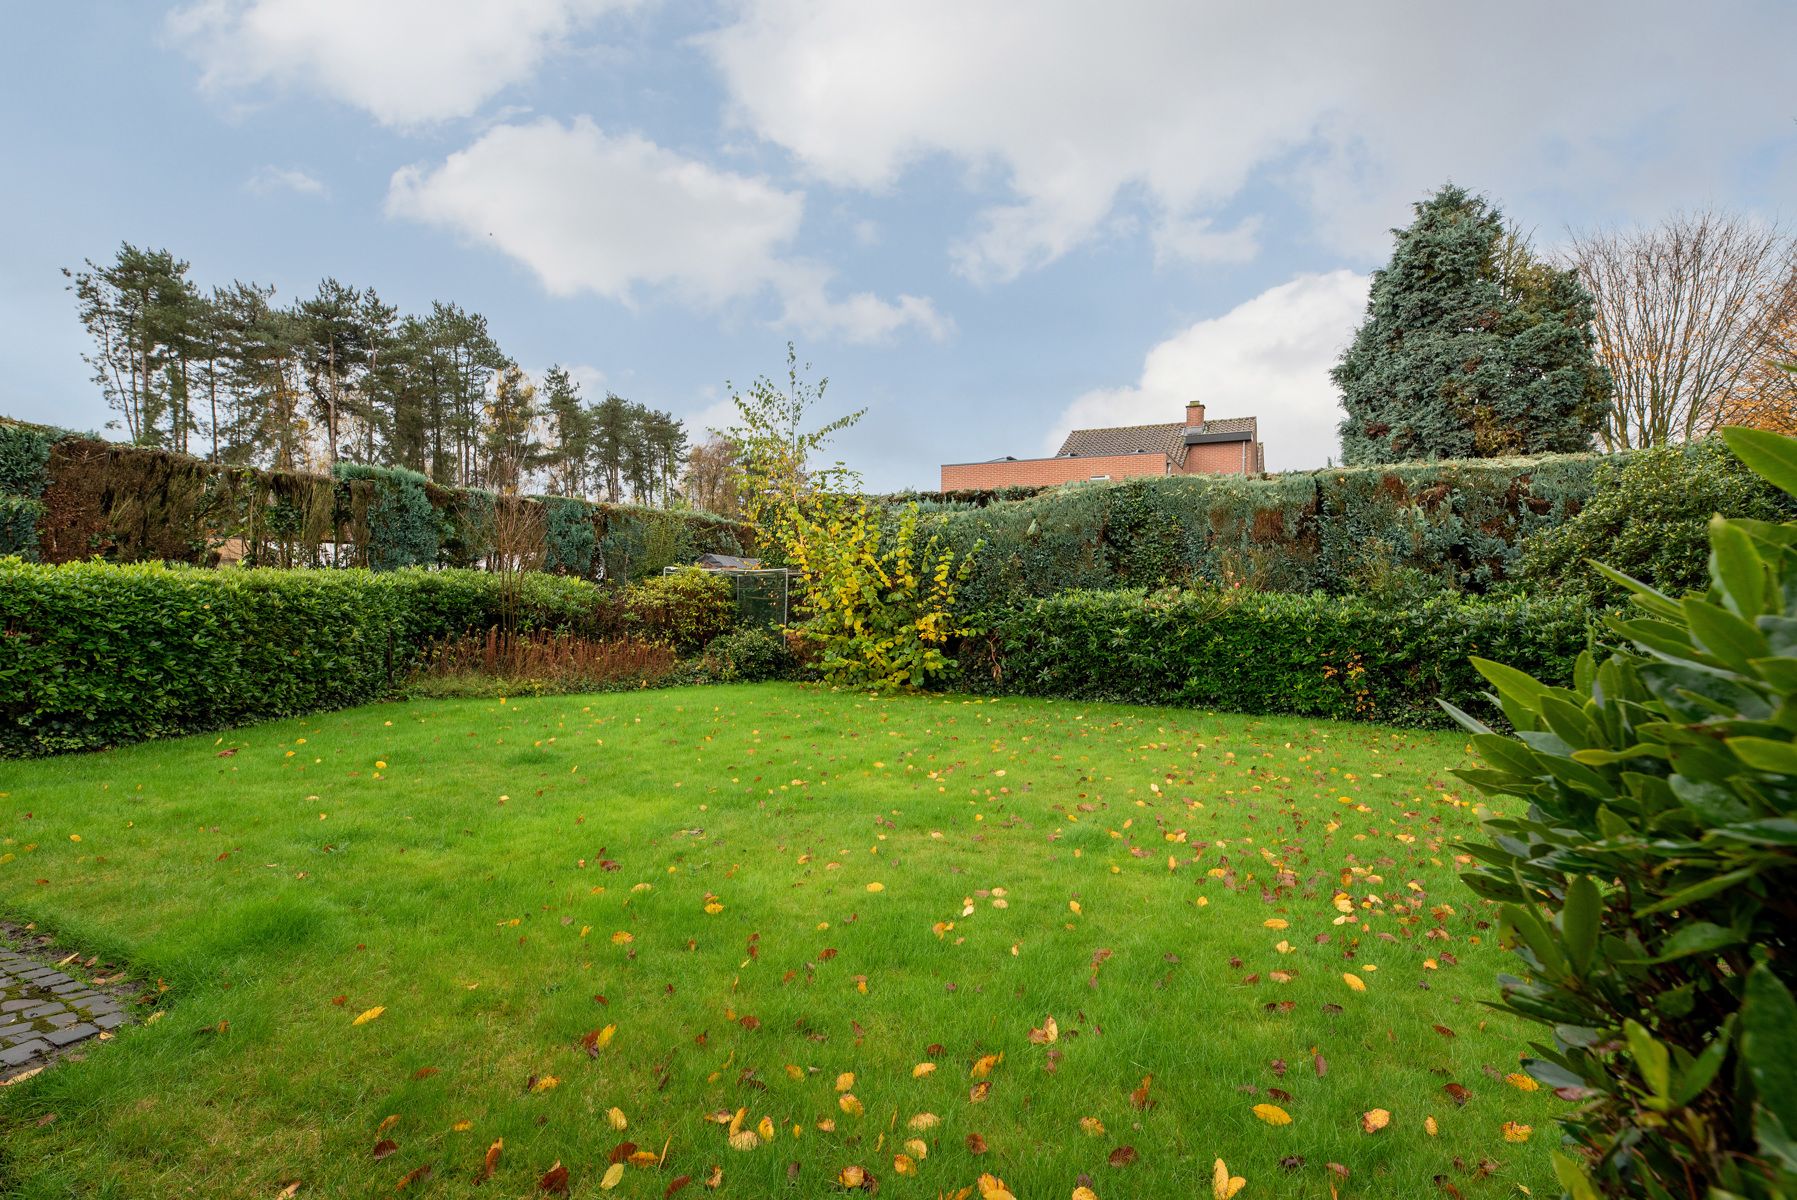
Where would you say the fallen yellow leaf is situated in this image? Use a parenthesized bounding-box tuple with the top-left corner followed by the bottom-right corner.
(1212, 1158, 1246, 1200)
(1342, 973, 1367, 992)
(353, 1006, 385, 1025)
(1361, 1108, 1391, 1134)
(1252, 1103, 1292, 1126)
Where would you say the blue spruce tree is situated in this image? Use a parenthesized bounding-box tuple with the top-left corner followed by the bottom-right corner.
(1334, 184, 1610, 464)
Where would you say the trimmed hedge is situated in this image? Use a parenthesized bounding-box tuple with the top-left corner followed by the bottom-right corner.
(0, 421, 58, 559)
(543, 496, 598, 577)
(961, 587, 1600, 727)
(0, 560, 609, 756)
(332, 462, 441, 570)
(934, 451, 1614, 609)
(2, 418, 750, 581)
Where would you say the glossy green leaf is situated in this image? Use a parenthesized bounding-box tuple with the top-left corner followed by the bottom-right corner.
(1742, 964, 1797, 1133)
(1470, 657, 1552, 716)
(1723, 426, 1797, 499)
(1552, 1152, 1602, 1200)
(1727, 736, 1797, 775)
(1560, 876, 1600, 975)
(1625, 1019, 1672, 1099)
(1709, 515, 1765, 618)
(1681, 597, 1770, 672)
(1648, 922, 1740, 963)
(1502, 902, 1568, 979)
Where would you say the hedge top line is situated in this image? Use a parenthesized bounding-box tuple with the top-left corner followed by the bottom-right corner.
(0, 414, 755, 574)
(880, 446, 1633, 509)
(9, 408, 1624, 519)
(0, 415, 750, 531)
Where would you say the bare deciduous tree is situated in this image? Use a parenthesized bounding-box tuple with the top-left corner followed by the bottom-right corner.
(1569, 211, 1797, 448)
(683, 435, 742, 519)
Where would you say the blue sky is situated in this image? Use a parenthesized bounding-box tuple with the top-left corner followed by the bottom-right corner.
(5, 0, 1793, 490)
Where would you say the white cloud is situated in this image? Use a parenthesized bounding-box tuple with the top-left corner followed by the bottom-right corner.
(686, 393, 741, 441)
(1048, 270, 1368, 473)
(1152, 216, 1262, 267)
(386, 117, 947, 344)
(168, 0, 637, 127)
(702, 2, 1795, 280)
(244, 165, 326, 197)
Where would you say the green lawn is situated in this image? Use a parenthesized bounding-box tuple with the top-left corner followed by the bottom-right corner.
(0, 684, 1561, 1198)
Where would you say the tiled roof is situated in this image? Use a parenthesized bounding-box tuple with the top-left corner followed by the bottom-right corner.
(1056, 422, 1185, 458)
(1058, 416, 1258, 462)
(1194, 416, 1256, 437)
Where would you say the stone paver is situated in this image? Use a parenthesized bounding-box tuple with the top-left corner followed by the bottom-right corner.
(1, 1040, 51, 1067)
(0, 926, 141, 1080)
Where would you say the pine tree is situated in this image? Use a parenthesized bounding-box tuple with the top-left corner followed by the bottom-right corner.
(64, 243, 203, 448)
(296, 278, 369, 465)
(539, 366, 591, 497)
(1334, 184, 1611, 464)
(589, 392, 634, 502)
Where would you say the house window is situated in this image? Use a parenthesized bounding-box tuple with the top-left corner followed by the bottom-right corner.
(1089, 475, 1110, 481)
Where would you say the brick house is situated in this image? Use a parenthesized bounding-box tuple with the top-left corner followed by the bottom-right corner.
(939, 402, 1265, 491)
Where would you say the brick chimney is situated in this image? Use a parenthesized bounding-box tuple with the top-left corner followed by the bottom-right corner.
(1184, 401, 1206, 430)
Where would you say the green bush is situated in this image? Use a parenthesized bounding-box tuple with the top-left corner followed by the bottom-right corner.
(1449, 426, 1797, 1198)
(0, 560, 606, 756)
(0, 422, 56, 498)
(619, 568, 735, 653)
(333, 462, 442, 571)
(1522, 437, 1797, 599)
(0, 495, 43, 558)
(0, 422, 58, 561)
(965, 586, 1597, 727)
(701, 626, 796, 682)
(936, 453, 1609, 610)
(601, 512, 699, 583)
(542, 497, 598, 576)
